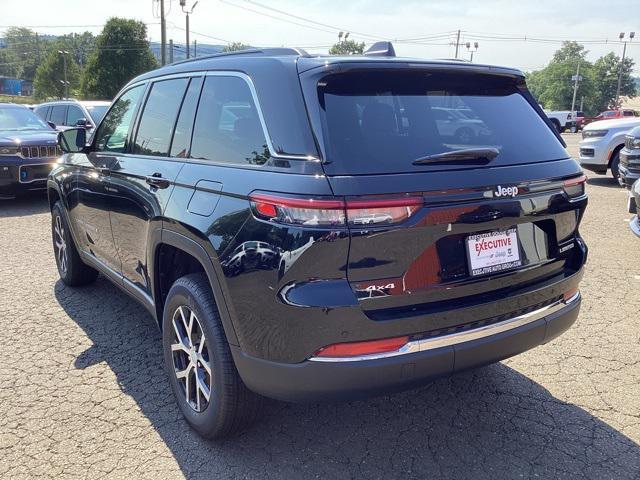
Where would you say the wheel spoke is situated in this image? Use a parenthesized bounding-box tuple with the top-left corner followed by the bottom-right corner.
(197, 353, 211, 376)
(171, 341, 189, 354)
(196, 370, 211, 402)
(187, 311, 195, 345)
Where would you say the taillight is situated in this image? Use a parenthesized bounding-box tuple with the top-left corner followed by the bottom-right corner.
(563, 287, 579, 302)
(249, 193, 423, 227)
(250, 193, 345, 227)
(313, 335, 410, 358)
(563, 175, 587, 198)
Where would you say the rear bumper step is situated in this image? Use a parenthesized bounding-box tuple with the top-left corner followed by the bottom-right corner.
(231, 294, 581, 402)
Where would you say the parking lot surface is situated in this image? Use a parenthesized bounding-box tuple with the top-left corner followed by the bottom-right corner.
(1, 134, 639, 479)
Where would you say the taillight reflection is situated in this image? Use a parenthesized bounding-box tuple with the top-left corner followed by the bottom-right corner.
(563, 175, 587, 198)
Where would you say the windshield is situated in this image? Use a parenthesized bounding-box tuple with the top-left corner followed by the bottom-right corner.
(86, 105, 109, 124)
(0, 106, 51, 131)
(317, 70, 568, 175)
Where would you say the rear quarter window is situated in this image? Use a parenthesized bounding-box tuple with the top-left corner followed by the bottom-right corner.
(316, 70, 570, 175)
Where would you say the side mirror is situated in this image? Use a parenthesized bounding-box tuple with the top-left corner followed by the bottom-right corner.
(47, 121, 56, 130)
(76, 118, 93, 129)
(58, 128, 87, 153)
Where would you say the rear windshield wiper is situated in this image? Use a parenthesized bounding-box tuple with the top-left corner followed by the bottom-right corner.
(412, 147, 500, 165)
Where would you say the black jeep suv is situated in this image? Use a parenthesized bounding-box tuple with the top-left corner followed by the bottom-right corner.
(48, 45, 588, 438)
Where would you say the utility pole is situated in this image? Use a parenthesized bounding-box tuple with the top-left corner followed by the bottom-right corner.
(465, 41, 479, 62)
(570, 62, 582, 115)
(35, 33, 40, 64)
(453, 30, 461, 59)
(615, 32, 634, 108)
(180, 1, 198, 59)
(169, 39, 174, 63)
(160, 0, 167, 65)
(194, 39, 197, 57)
(58, 50, 69, 99)
(580, 96, 584, 112)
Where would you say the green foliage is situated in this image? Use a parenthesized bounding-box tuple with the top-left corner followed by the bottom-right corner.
(221, 42, 251, 53)
(33, 42, 81, 100)
(592, 52, 636, 109)
(329, 40, 365, 55)
(527, 41, 636, 114)
(3, 27, 43, 81)
(80, 18, 157, 100)
(0, 48, 23, 78)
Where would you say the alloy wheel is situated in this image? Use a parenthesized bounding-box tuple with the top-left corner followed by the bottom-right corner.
(171, 305, 212, 412)
(54, 215, 68, 274)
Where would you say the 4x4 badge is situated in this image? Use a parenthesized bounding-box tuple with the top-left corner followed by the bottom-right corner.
(494, 185, 519, 197)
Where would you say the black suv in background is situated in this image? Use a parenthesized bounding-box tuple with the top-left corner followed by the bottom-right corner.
(0, 103, 60, 198)
(49, 44, 588, 439)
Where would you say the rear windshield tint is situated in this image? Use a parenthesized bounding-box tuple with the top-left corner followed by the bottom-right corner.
(317, 70, 568, 175)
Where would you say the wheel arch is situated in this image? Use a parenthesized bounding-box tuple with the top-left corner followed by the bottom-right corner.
(608, 142, 625, 166)
(150, 229, 239, 346)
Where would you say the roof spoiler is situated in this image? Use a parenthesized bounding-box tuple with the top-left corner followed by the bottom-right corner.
(363, 41, 396, 57)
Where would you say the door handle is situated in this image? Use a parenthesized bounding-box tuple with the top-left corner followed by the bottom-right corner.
(145, 173, 170, 189)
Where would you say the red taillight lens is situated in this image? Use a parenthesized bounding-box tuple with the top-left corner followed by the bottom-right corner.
(314, 335, 410, 358)
(250, 193, 423, 227)
(563, 175, 587, 198)
(250, 193, 346, 227)
(563, 287, 579, 302)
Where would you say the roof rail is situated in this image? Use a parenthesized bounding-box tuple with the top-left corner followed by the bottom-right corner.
(364, 41, 396, 57)
(169, 47, 309, 66)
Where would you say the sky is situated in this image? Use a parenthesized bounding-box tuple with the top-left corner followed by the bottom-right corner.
(1, 0, 638, 74)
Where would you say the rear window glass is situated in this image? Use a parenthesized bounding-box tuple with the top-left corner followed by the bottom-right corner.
(317, 71, 568, 175)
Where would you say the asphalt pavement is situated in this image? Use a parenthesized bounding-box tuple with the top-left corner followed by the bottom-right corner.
(0, 133, 639, 479)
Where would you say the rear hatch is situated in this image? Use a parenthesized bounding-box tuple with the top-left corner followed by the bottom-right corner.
(299, 63, 587, 321)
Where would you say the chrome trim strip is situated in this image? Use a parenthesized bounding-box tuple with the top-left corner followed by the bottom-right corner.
(309, 294, 580, 363)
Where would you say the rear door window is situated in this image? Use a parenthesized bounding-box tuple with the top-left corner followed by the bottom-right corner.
(133, 78, 189, 157)
(316, 70, 570, 175)
(190, 76, 269, 165)
(33, 105, 49, 121)
(169, 77, 203, 158)
(50, 105, 67, 126)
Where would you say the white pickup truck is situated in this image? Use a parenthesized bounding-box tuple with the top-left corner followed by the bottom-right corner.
(544, 110, 576, 133)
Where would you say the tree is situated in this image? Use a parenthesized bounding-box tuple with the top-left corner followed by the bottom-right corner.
(3, 27, 42, 81)
(33, 42, 81, 100)
(221, 42, 251, 52)
(527, 42, 597, 113)
(80, 18, 157, 100)
(329, 39, 365, 55)
(591, 52, 636, 110)
(0, 48, 23, 79)
(58, 32, 96, 67)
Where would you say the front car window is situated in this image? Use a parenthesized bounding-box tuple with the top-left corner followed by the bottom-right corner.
(0, 106, 51, 131)
(66, 105, 85, 126)
(317, 70, 569, 175)
(94, 85, 144, 153)
(190, 76, 270, 165)
(86, 105, 109, 124)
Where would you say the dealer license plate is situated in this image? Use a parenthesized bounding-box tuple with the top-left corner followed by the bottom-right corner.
(466, 228, 522, 277)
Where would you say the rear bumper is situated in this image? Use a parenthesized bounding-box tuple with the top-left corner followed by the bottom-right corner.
(233, 294, 581, 402)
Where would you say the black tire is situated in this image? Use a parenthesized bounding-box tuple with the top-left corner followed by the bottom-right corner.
(610, 151, 621, 181)
(551, 119, 562, 133)
(51, 201, 98, 286)
(162, 273, 262, 439)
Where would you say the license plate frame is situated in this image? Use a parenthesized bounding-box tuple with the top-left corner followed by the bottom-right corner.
(466, 228, 522, 277)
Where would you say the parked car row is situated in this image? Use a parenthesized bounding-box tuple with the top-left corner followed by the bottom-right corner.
(0, 99, 110, 198)
(545, 109, 638, 133)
